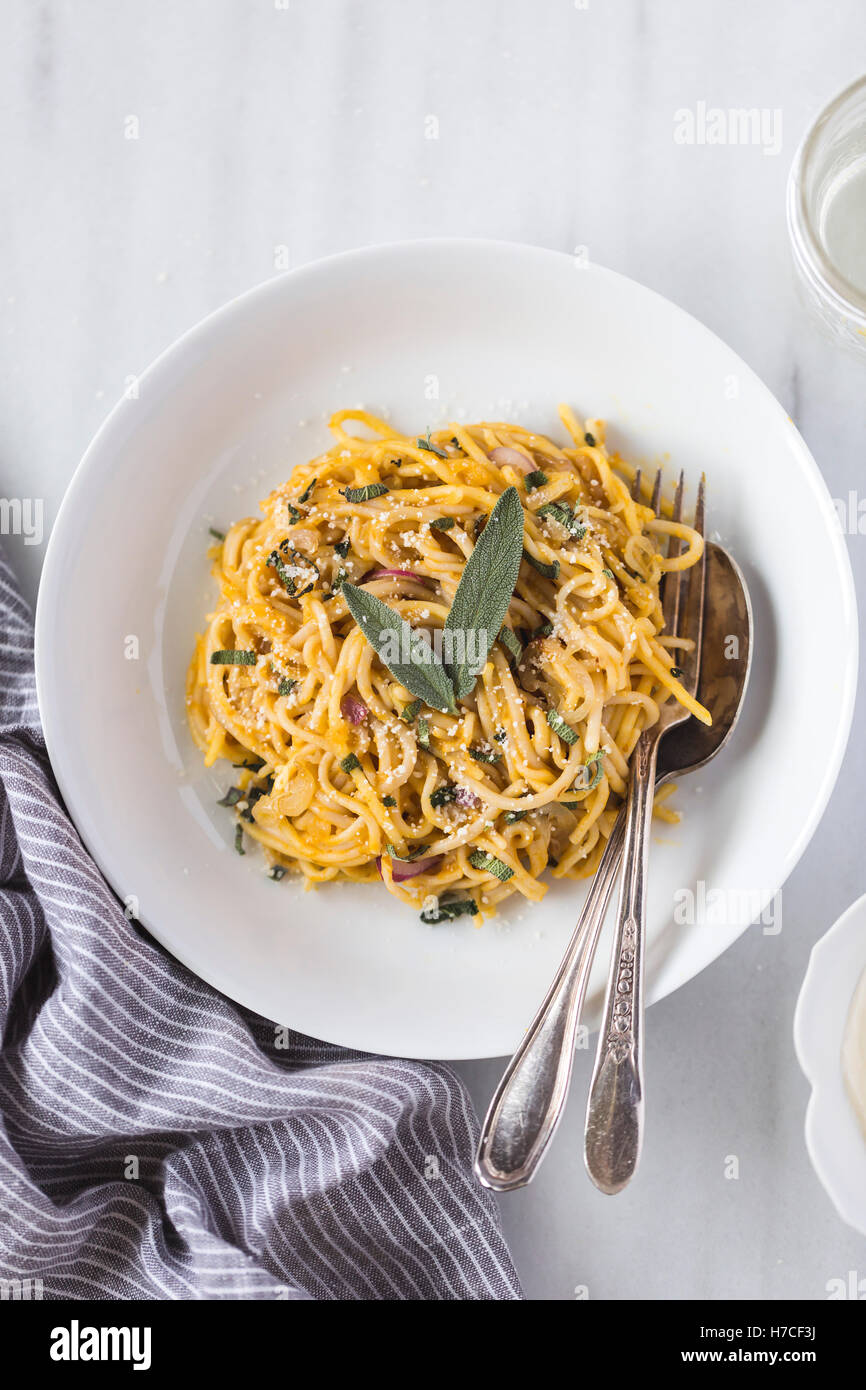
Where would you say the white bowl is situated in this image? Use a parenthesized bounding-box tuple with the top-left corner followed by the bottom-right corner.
(35, 239, 857, 1058)
(795, 894, 866, 1235)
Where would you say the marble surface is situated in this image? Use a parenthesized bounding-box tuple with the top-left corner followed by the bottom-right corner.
(3, 0, 866, 1300)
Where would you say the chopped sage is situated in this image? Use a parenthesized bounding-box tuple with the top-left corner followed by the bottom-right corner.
(523, 549, 560, 581)
(420, 898, 479, 924)
(546, 708, 578, 745)
(468, 850, 514, 882)
(211, 649, 257, 666)
(417, 431, 448, 459)
(217, 786, 244, 807)
(341, 483, 389, 503)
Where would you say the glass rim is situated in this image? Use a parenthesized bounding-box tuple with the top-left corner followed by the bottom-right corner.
(787, 73, 866, 327)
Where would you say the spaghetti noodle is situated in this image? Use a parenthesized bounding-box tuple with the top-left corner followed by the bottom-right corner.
(186, 407, 708, 921)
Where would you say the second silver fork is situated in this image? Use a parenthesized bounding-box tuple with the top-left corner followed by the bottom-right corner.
(583, 471, 705, 1193)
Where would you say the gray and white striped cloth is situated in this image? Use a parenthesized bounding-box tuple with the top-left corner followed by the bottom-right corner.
(0, 548, 520, 1301)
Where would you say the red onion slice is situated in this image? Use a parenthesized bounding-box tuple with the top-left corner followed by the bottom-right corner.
(455, 787, 482, 810)
(376, 853, 443, 882)
(488, 446, 535, 475)
(340, 694, 368, 725)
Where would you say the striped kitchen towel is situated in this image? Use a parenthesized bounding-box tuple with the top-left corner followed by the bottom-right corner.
(0, 548, 520, 1301)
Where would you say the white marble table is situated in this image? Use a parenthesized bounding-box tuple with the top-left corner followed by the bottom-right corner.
(3, 0, 865, 1299)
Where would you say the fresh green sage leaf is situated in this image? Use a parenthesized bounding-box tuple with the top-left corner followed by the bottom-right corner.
(341, 483, 389, 503)
(498, 626, 523, 665)
(547, 708, 578, 745)
(417, 431, 448, 459)
(342, 582, 457, 713)
(420, 897, 478, 924)
(430, 783, 457, 808)
(469, 748, 501, 764)
(443, 486, 524, 699)
(468, 850, 514, 882)
(211, 649, 257, 666)
(536, 501, 586, 539)
(523, 548, 559, 581)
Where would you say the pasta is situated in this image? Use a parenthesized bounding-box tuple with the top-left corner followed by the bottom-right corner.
(186, 406, 708, 923)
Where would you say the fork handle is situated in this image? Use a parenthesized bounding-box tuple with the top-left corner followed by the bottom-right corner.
(474, 810, 626, 1191)
(584, 733, 658, 1194)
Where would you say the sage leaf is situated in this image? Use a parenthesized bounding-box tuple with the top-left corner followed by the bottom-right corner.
(342, 582, 457, 713)
(340, 483, 388, 503)
(536, 500, 586, 539)
(498, 626, 523, 665)
(546, 707, 578, 745)
(443, 485, 524, 699)
(420, 897, 478, 924)
(417, 432, 448, 459)
(468, 849, 514, 882)
(211, 649, 257, 666)
(523, 548, 559, 580)
(217, 786, 244, 807)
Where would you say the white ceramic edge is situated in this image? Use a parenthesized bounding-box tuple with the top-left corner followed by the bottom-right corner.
(34, 238, 859, 1056)
(794, 893, 866, 1236)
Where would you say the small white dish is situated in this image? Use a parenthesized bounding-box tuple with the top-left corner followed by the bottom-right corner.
(795, 893, 866, 1235)
(35, 239, 858, 1059)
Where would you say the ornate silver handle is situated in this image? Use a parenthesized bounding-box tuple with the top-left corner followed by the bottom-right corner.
(583, 732, 659, 1194)
(475, 811, 626, 1191)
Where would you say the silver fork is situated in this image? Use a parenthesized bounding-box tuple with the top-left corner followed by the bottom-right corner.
(583, 470, 706, 1193)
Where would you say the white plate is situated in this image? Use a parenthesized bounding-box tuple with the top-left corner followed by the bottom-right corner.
(795, 894, 866, 1235)
(35, 240, 857, 1059)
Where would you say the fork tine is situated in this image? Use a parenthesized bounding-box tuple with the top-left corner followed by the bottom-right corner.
(650, 469, 662, 514)
(631, 468, 642, 503)
(678, 474, 706, 699)
(661, 470, 685, 637)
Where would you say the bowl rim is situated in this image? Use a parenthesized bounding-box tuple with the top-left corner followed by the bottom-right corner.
(34, 237, 861, 1057)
